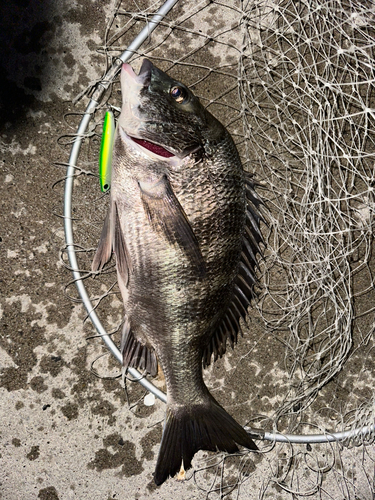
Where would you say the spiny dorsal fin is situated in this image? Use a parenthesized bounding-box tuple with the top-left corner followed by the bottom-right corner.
(203, 173, 265, 367)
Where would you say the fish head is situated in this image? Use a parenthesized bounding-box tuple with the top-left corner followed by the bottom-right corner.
(118, 58, 223, 159)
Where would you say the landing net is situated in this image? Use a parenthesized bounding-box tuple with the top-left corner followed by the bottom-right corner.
(62, 1, 375, 498)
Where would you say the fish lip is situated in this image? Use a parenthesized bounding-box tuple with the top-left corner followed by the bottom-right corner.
(138, 58, 153, 80)
(121, 59, 152, 86)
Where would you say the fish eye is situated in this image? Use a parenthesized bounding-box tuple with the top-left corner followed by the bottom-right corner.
(170, 86, 187, 104)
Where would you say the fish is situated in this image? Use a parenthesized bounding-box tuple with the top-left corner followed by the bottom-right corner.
(92, 58, 264, 485)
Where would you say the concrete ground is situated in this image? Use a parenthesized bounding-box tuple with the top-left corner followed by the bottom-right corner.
(1, 1, 374, 499)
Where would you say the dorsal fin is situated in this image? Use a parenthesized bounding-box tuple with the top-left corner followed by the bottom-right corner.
(203, 172, 265, 367)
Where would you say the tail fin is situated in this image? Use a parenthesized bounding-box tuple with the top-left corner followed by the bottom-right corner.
(154, 398, 258, 486)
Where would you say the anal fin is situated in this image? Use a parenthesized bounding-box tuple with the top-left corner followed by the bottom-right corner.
(120, 319, 158, 377)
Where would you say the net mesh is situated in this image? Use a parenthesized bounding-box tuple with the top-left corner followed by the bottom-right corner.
(241, 0, 375, 421)
(60, 0, 375, 497)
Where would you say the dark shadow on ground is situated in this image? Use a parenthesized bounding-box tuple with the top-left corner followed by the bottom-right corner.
(0, 0, 54, 130)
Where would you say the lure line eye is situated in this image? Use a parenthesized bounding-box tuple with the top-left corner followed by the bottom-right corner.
(170, 86, 187, 104)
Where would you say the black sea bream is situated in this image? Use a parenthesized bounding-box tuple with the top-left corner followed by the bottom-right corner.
(92, 59, 264, 485)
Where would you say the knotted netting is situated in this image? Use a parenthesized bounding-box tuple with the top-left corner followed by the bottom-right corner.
(241, 0, 375, 419)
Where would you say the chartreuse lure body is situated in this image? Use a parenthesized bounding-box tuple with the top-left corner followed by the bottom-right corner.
(99, 111, 115, 192)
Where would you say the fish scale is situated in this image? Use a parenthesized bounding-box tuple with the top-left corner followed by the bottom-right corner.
(92, 58, 264, 485)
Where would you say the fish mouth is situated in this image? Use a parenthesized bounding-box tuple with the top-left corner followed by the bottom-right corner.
(129, 136, 175, 158)
(121, 59, 152, 86)
(121, 60, 175, 158)
(121, 59, 199, 159)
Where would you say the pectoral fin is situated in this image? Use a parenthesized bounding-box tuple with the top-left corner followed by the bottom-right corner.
(139, 175, 206, 277)
(92, 199, 131, 286)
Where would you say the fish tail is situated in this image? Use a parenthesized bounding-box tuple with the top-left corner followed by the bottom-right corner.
(154, 398, 258, 486)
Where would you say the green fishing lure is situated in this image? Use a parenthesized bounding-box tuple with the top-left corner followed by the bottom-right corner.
(99, 111, 115, 192)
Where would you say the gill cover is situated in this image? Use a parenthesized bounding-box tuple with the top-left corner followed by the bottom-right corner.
(99, 111, 115, 192)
